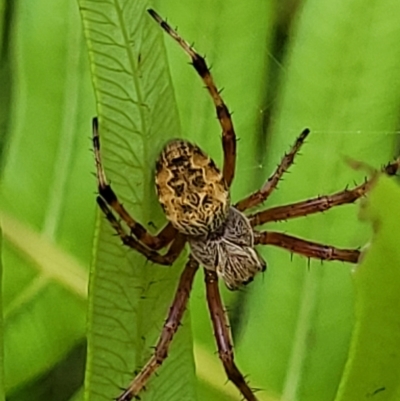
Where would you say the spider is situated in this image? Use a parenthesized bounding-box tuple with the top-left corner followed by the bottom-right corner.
(92, 9, 400, 401)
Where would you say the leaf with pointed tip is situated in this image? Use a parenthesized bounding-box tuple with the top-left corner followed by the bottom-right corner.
(79, 1, 196, 400)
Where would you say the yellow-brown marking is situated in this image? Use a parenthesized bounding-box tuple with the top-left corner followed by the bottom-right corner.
(155, 140, 229, 236)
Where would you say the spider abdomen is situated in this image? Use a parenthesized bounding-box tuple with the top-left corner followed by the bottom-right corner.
(155, 139, 229, 236)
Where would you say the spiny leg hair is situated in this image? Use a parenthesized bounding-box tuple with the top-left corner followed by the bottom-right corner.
(93, 117, 177, 250)
(96, 196, 186, 265)
(248, 157, 400, 226)
(235, 128, 310, 212)
(250, 158, 399, 263)
(148, 9, 237, 187)
(205, 269, 259, 401)
(255, 230, 360, 263)
(117, 257, 199, 401)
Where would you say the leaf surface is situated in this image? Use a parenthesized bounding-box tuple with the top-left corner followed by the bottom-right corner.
(334, 176, 400, 401)
(0, 0, 94, 395)
(236, 0, 400, 400)
(79, 1, 196, 400)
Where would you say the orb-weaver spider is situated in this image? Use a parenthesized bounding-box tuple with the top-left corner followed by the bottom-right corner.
(92, 9, 400, 401)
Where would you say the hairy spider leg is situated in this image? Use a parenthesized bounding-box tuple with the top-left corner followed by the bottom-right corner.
(116, 257, 199, 401)
(248, 157, 400, 226)
(205, 269, 258, 401)
(248, 156, 399, 264)
(93, 117, 178, 250)
(148, 9, 237, 187)
(236, 128, 310, 211)
(97, 197, 186, 265)
(254, 231, 360, 263)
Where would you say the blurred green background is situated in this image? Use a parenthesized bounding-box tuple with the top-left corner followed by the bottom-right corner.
(1, 0, 400, 401)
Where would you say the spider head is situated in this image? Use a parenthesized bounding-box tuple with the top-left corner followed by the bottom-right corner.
(189, 207, 266, 290)
(155, 139, 230, 236)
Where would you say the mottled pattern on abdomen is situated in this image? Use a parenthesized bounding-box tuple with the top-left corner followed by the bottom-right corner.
(189, 207, 267, 290)
(155, 139, 229, 236)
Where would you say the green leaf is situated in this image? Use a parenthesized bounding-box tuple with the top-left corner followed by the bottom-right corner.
(0, 1, 9, 398)
(0, 0, 14, 171)
(69, 387, 84, 401)
(334, 175, 400, 401)
(0, 226, 5, 401)
(1, 0, 95, 396)
(78, 1, 196, 400)
(235, 0, 400, 400)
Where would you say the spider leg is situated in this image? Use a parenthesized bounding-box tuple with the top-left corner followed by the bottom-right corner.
(93, 117, 177, 250)
(116, 257, 199, 401)
(249, 157, 400, 226)
(97, 197, 186, 265)
(236, 128, 310, 211)
(254, 231, 360, 263)
(148, 10, 236, 187)
(204, 269, 258, 401)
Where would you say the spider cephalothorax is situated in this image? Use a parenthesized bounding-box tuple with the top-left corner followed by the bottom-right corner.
(92, 9, 400, 401)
